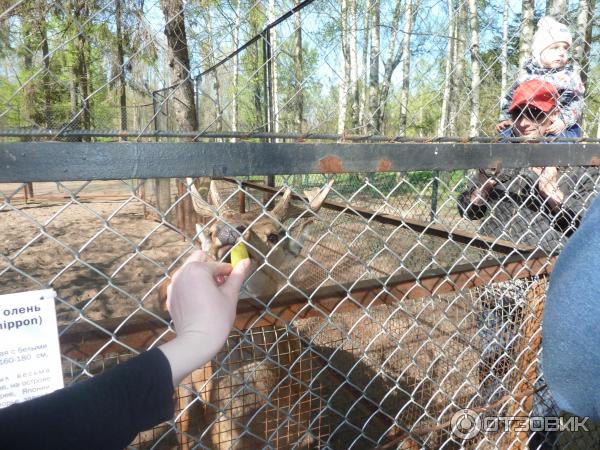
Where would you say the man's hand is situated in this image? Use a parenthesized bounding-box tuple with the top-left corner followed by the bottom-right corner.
(470, 170, 498, 205)
(546, 117, 567, 136)
(532, 167, 564, 209)
(159, 251, 251, 385)
(495, 120, 512, 133)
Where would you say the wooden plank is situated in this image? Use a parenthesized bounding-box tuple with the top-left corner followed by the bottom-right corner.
(1, 142, 599, 182)
(59, 253, 554, 359)
(233, 179, 535, 255)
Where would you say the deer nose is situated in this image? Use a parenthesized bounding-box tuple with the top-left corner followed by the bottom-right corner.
(215, 223, 242, 246)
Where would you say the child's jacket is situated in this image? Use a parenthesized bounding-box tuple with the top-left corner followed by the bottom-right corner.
(500, 59, 585, 128)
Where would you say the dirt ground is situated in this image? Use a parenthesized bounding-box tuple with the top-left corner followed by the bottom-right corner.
(0, 181, 190, 325)
(5, 181, 595, 449)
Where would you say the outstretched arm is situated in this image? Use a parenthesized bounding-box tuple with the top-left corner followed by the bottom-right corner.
(0, 251, 250, 450)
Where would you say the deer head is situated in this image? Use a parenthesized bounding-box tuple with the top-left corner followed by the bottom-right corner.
(184, 178, 334, 297)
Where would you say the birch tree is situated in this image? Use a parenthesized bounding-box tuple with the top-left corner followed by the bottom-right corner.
(115, 0, 127, 135)
(349, 0, 359, 129)
(368, 0, 380, 132)
(518, 0, 534, 70)
(398, 0, 415, 135)
(359, 0, 371, 129)
(376, 0, 404, 132)
(203, 8, 223, 131)
(232, 0, 241, 140)
(70, 0, 91, 133)
(293, 9, 304, 132)
(574, 0, 594, 87)
(467, 0, 480, 137)
(546, 0, 567, 19)
(268, 0, 280, 135)
(437, 0, 455, 137)
(448, 0, 465, 135)
(500, 0, 509, 96)
(337, 0, 349, 134)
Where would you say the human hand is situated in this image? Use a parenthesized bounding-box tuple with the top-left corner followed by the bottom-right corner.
(495, 120, 512, 133)
(158, 251, 251, 385)
(546, 118, 566, 135)
(471, 170, 498, 205)
(532, 167, 564, 208)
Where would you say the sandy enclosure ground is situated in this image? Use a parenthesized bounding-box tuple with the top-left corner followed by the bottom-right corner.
(0, 181, 191, 325)
(0, 180, 482, 327)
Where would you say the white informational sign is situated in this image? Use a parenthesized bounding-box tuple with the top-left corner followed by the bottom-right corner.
(0, 289, 64, 409)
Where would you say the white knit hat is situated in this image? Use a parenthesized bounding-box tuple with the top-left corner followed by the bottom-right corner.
(531, 16, 572, 66)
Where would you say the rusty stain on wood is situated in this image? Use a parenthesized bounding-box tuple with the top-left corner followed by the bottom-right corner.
(377, 159, 392, 171)
(318, 155, 344, 173)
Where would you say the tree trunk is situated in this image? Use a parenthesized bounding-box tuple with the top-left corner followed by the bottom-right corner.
(160, 0, 200, 232)
(349, 0, 359, 129)
(546, 0, 567, 18)
(232, 0, 241, 140)
(337, 0, 348, 135)
(294, 9, 304, 132)
(448, 0, 465, 135)
(161, 0, 198, 132)
(359, 0, 371, 130)
(500, 0, 509, 97)
(72, 0, 90, 133)
(518, 0, 534, 71)
(115, 0, 127, 137)
(398, 0, 415, 135)
(438, 0, 455, 137)
(268, 0, 280, 136)
(574, 0, 594, 88)
(39, 5, 51, 126)
(368, 0, 380, 132)
(204, 10, 223, 131)
(20, 3, 35, 126)
(468, 0, 480, 137)
(377, 0, 404, 132)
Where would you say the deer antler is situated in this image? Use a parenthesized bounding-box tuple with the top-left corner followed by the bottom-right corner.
(273, 179, 334, 221)
(186, 177, 214, 216)
(186, 178, 236, 217)
(271, 188, 293, 221)
(303, 179, 334, 212)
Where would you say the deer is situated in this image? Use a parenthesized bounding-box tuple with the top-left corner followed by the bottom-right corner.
(160, 177, 334, 449)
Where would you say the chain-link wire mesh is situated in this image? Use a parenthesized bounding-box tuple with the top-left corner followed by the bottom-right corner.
(2, 156, 600, 448)
(0, 0, 599, 140)
(2, 0, 600, 448)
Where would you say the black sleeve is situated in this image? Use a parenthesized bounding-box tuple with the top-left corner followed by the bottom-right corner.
(0, 348, 174, 450)
(554, 167, 599, 231)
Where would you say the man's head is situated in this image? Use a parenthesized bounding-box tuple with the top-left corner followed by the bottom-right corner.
(508, 79, 559, 138)
(532, 16, 572, 68)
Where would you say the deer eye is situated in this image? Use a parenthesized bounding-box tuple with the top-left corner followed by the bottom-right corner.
(267, 233, 279, 244)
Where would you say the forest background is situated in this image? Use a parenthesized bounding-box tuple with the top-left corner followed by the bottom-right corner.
(0, 0, 597, 143)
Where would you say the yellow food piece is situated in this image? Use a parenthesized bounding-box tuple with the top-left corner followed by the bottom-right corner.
(230, 242, 250, 267)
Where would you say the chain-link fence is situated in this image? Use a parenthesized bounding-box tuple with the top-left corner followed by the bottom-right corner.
(1, 0, 599, 140)
(2, 0, 600, 448)
(2, 141, 600, 449)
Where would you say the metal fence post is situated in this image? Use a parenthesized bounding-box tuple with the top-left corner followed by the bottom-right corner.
(430, 170, 439, 222)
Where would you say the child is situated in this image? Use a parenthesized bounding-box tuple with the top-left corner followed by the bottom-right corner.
(497, 16, 584, 137)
